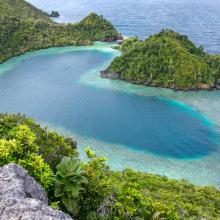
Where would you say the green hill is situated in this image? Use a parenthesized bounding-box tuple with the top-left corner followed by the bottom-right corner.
(0, 1, 121, 63)
(103, 30, 220, 91)
(0, 0, 51, 21)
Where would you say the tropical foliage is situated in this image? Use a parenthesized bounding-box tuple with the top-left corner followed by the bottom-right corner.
(107, 30, 220, 90)
(0, 0, 51, 21)
(54, 149, 220, 219)
(54, 157, 88, 215)
(0, 0, 120, 63)
(0, 113, 220, 219)
(0, 113, 77, 169)
(0, 123, 53, 190)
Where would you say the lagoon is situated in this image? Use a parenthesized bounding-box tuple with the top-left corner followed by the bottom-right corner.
(0, 42, 220, 188)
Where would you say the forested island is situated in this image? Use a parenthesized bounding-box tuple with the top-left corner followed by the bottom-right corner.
(0, 0, 220, 219)
(0, 0, 122, 63)
(102, 30, 220, 91)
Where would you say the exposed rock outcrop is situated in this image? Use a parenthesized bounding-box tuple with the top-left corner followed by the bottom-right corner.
(215, 79, 220, 90)
(100, 70, 119, 79)
(0, 163, 72, 220)
(104, 34, 123, 42)
(49, 11, 60, 18)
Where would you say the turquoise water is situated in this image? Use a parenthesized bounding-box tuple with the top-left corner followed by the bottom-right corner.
(0, 43, 220, 188)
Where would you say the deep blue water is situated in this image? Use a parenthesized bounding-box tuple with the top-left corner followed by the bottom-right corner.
(28, 0, 220, 54)
(0, 49, 219, 159)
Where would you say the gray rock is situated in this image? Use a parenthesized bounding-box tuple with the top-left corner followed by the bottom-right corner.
(100, 70, 119, 79)
(0, 163, 72, 220)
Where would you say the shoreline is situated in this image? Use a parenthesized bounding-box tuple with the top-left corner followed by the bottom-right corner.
(100, 69, 220, 92)
(0, 38, 123, 65)
(0, 42, 119, 76)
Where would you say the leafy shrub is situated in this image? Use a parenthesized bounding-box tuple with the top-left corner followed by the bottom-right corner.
(54, 157, 88, 215)
(79, 148, 114, 218)
(114, 182, 178, 219)
(0, 124, 53, 190)
(19, 153, 53, 191)
(0, 139, 17, 166)
(0, 113, 77, 169)
(75, 149, 220, 219)
(0, 113, 78, 190)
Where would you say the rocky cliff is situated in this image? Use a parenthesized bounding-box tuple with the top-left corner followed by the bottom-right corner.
(0, 163, 72, 220)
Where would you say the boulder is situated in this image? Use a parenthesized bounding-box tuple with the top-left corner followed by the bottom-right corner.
(0, 163, 72, 220)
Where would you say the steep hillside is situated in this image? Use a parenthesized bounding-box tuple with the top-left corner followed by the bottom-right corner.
(0, 0, 51, 21)
(75, 13, 121, 42)
(0, 1, 121, 63)
(103, 30, 220, 91)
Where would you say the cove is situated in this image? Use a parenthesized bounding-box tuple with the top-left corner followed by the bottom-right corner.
(0, 43, 219, 160)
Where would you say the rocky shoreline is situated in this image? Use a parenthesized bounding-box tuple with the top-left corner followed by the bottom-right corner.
(100, 70, 120, 79)
(104, 34, 124, 43)
(100, 70, 220, 91)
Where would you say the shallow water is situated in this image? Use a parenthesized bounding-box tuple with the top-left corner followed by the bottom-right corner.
(0, 43, 220, 188)
(28, 0, 220, 54)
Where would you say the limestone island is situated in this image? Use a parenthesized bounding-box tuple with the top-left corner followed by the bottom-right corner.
(49, 11, 60, 18)
(101, 30, 220, 91)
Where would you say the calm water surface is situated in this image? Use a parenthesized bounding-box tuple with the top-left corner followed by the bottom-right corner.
(1, 48, 218, 158)
(28, 0, 220, 53)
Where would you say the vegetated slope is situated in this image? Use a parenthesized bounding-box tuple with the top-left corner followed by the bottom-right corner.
(0, 113, 77, 170)
(0, 0, 51, 21)
(0, 113, 220, 219)
(104, 30, 220, 91)
(0, 0, 121, 63)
